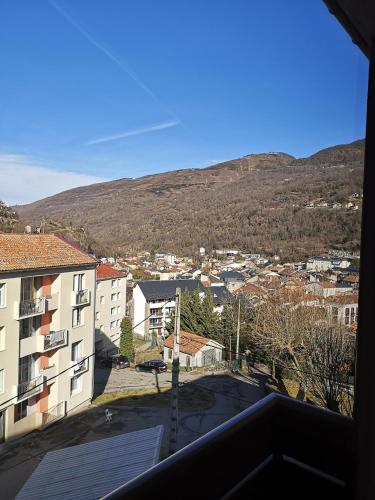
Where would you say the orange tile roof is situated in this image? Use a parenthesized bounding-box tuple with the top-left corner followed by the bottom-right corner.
(96, 263, 125, 281)
(164, 330, 209, 355)
(0, 234, 97, 273)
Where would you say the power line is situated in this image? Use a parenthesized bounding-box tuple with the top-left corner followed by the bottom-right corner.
(0, 297, 176, 413)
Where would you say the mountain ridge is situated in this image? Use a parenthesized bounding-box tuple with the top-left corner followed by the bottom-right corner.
(15, 139, 364, 259)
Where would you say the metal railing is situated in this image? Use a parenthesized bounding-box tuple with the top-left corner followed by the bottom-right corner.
(72, 357, 88, 374)
(19, 297, 45, 318)
(17, 374, 44, 401)
(44, 329, 67, 351)
(41, 401, 65, 428)
(73, 289, 90, 306)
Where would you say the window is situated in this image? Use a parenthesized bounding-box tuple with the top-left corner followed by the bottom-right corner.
(116, 319, 120, 327)
(0, 369, 4, 393)
(117, 292, 121, 300)
(350, 307, 356, 325)
(110, 321, 116, 330)
(72, 308, 82, 327)
(0, 283, 5, 307)
(111, 279, 119, 288)
(71, 340, 82, 362)
(111, 307, 116, 316)
(73, 274, 84, 292)
(96, 311, 100, 321)
(111, 293, 117, 301)
(100, 296, 105, 305)
(70, 375, 82, 395)
(20, 316, 40, 340)
(345, 307, 350, 325)
(14, 400, 28, 422)
(0, 327, 5, 351)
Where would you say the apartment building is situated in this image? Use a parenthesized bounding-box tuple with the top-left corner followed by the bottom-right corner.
(132, 280, 204, 339)
(0, 234, 97, 443)
(95, 263, 127, 354)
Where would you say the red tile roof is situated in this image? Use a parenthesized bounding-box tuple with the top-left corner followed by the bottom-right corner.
(0, 234, 97, 273)
(164, 330, 210, 355)
(96, 263, 125, 281)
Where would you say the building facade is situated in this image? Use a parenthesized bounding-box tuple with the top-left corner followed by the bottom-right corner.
(132, 280, 204, 339)
(95, 263, 127, 354)
(0, 234, 97, 442)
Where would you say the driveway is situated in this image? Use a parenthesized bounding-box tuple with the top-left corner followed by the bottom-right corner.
(0, 369, 267, 499)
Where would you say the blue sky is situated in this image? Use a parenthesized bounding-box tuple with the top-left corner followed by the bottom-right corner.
(0, 0, 368, 204)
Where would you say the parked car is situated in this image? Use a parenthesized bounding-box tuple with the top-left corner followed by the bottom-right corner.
(135, 360, 167, 374)
(100, 354, 130, 369)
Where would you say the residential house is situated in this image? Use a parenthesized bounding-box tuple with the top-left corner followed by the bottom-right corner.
(132, 280, 204, 339)
(306, 257, 334, 272)
(304, 281, 353, 298)
(327, 293, 359, 329)
(163, 330, 224, 368)
(0, 234, 96, 442)
(219, 271, 245, 292)
(95, 263, 127, 354)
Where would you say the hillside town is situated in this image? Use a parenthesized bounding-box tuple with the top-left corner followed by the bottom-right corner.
(0, 231, 359, 438)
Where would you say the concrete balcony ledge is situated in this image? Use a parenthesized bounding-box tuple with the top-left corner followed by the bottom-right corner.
(45, 293, 59, 312)
(72, 289, 91, 307)
(20, 330, 68, 357)
(40, 364, 57, 383)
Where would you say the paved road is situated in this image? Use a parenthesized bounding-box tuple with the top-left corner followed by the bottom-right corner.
(0, 369, 267, 499)
(94, 365, 206, 393)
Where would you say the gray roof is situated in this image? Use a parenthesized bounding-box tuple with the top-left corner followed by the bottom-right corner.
(16, 425, 164, 500)
(219, 271, 245, 281)
(209, 286, 234, 305)
(138, 279, 203, 301)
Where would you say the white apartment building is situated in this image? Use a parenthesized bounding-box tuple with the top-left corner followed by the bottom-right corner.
(0, 234, 97, 443)
(95, 263, 126, 354)
(132, 280, 203, 339)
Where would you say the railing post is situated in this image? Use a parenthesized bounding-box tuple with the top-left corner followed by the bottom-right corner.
(354, 39, 375, 500)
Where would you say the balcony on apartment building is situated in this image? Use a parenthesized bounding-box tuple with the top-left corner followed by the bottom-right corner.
(16, 374, 44, 403)
(40, 401, 66, 430)
(20, 329, 68, 358)
(16, 293, 59, 320)
(72, 289, 91, 307)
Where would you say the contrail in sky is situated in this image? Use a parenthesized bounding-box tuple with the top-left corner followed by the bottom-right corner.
(48, 0, 180, 122)
(86, 120, 180, 145)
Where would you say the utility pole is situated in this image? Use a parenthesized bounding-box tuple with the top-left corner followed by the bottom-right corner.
(236, 299, 241, 361)
(169, 287, 181, 455)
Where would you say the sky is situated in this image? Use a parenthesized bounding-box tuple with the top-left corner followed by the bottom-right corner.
(0, 0, 369, 205)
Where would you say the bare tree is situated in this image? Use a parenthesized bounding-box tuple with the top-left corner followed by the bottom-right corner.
(249, 292, 325, 382)
(303, 326, 355, 414)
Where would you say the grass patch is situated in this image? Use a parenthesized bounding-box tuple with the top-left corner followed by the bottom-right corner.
(134, 348, 163, 364)
(93, 384, 215, 412)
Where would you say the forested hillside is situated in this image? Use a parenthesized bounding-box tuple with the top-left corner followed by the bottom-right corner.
(15, 140, 364, 259)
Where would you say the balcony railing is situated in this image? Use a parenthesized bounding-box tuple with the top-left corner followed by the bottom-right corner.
(43, 329, 67, 351)
(104, 393, 354, 499)
(72, 357, 89, 375)
(17, 374, 44, 402)
(18, 297, 45, 319)
(72, 289, 90, 307)
(41, 401, 66, 429)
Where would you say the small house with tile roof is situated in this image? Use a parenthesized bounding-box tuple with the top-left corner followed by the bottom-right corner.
(163, 330, 224, 368)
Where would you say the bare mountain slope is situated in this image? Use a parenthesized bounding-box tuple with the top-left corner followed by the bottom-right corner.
(15, 140, 364, 259)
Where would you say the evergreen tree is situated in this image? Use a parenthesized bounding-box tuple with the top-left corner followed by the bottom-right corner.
(119, 317, 134, 361)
